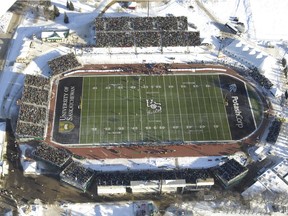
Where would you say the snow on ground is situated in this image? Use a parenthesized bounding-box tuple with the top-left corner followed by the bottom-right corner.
(0, 0, 16, 17)
(0, 122, 5, 159)
(79, 156, 223, 171)
(0, 12, 13, 33)
(0, 122, 6, 176)
(202, 0, 288, 41)
(250, 0, 288, 41)
(18, 144, 40, 175)
(18, 201, 156, 216)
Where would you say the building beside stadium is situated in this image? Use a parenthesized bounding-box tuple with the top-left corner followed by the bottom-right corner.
(212, 159, 248, 188)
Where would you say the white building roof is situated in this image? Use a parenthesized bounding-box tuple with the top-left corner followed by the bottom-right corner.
(273, 159, 288, 178)
(257, 169, 288, 193)
(41, 29, 69, 39)
(241, 181, 267, 198)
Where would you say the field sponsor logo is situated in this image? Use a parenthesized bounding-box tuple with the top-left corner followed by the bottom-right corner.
(232, 96, 243, 128)
(229, 84, 237, 93)
(58, 120, 75, 133)
(59, 86, 76, 133)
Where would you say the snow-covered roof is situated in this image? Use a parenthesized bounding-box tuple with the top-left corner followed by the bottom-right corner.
(41, 29, 70, 40)
(257, 169, 288, 193)
(270, 86, 282, 97)
(241, 181, 267, 198)
(273, 159, 288, 178)
(255, 146, 264, 155)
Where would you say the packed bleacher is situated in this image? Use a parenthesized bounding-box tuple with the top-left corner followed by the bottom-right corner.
(32, 143, 72, 168)
(60, 161, 95, 191)
(266, 118, 282, 143)
(24, 74, 50, 89)
(48, 53, 81, 76)
(249, 67, 273, 89)
(16, 75, 50, 138)
(212, 159, 248, 187)
(22, 87, 49, 105)
(93, 169, 211, 186)
(15, 122, 45, 138)
(95, 16, 188, 31)
(95, 16, 200, 48)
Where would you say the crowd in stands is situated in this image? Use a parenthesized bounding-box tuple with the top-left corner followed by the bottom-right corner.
(95, 31, 200, 48)
(18, 104, 46, 124)
(93, 169, 211, 186)
(213, 159, 247, 183)
(249, 67, 273, 89)
(95, 16, 188, 32)
(24, 74, 50, 89)
(16, 75, 50, 138)
(16, 122, 44, 138)
(48, 53, 81, 76)
(95, 16, 200, 48)
(32, 143, 71, 168)
(22, 86, 49, 105)
(266, 118, 282, 143)
(60, 161, 94, 190)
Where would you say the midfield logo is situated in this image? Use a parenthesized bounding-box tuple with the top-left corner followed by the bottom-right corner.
(229, 84, 237, 93)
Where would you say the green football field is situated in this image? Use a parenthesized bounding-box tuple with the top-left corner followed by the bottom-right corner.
(79, 74, 232, 144)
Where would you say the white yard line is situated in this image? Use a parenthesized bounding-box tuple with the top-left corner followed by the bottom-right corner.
(79, 78, 84, 144)
(113, 77, 116, 143)
(211, 75, 226, 139)
(120, 78, 124, 142)
(156, 76, 164, 140)
(92, 78, 96, 143)
(194, 76, 205, 140)
(244, 83, 257, 130)
(199, 75, 212, 140)
(138, 77, 144, 141)
(132, 81, 136, 141)
(86, 77, 91, 144)
(99, 77, 104, 143)
(175, 75, 185, 141)
(205, 75, 219, 140)
(126, 76, 130, 141)
(216, 75, 233, 140)
(187, 76, 199, 141)
(162, 75, 171, 140)
(179, 75, 190, 141)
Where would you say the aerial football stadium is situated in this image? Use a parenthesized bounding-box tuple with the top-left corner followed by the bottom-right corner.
(15, 16, 269, 160)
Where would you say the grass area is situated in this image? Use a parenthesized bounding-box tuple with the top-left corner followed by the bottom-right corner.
(79, 74, 232, 144)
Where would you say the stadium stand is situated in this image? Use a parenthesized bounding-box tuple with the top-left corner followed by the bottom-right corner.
(28, 141, 214, 194)
(48, 53, 81, 76)
(95, 16, 200, 48)
(250, 67, 273, 89)
(24, 74, 50, 89)
(94, 168, 213, 194)
(32, 143, 72, 169)
(212, 159, 248, 188)
(60, 161, 94, 191)
(266, 118, 282, 143)
(15, 75, 50, 139)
